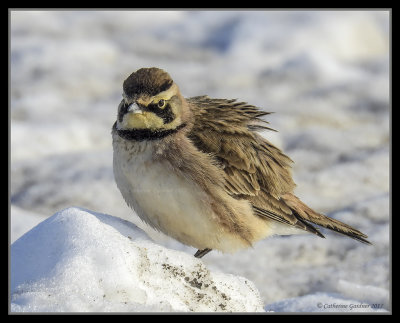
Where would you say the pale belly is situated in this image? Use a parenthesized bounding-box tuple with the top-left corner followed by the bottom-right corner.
(113, 148, 249, 252)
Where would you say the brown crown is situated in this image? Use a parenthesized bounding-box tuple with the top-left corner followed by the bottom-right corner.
(123, 67, 174, 98)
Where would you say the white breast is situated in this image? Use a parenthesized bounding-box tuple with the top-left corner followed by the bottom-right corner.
(112, 139, 244, 251)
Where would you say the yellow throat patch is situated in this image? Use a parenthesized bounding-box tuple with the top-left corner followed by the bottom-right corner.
(124, 111, 164, 130)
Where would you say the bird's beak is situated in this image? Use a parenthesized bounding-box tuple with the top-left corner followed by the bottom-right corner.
(117, 102, 147, 130)
(127, 102, 143, 114)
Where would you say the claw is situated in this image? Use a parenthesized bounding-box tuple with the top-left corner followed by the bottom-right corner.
(194, 248, 212, 258)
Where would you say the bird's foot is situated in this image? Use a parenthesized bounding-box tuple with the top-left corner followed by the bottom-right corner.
(194, 248, 212, 258)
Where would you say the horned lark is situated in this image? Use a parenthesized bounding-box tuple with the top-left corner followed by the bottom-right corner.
(112, 67, 370, 258)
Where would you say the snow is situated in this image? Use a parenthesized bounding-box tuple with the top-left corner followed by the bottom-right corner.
(265, 290, 388, 312)
(10, 10, 390, 313)
(10, 205, 46, 244)
(11, 207, 264, 312)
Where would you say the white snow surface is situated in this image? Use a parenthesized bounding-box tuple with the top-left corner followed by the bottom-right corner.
(10, 10, 390, 313)
(11, 207, 264, 312)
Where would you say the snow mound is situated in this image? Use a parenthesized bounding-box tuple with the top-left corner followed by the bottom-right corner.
(10, 207, 264, 312)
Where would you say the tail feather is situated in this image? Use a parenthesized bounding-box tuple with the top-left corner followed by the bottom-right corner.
(281, 193, 371, 245)
(253, 205, 326, 238)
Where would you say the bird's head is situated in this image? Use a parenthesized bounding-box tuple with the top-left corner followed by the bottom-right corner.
(115, 67, 189, 140)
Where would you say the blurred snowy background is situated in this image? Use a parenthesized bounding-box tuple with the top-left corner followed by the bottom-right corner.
(10, 10, 390, 311)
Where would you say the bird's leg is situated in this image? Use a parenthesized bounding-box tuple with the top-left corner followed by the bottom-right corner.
(194, 248, 212, 258)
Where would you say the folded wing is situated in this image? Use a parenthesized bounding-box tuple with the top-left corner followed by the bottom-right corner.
(187, 96, 370, 244)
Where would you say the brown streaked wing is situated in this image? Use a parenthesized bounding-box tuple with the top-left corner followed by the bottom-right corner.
(186, 96, 327, 236)
(186, 96, 370, 243)
(187, 96, 296, 200)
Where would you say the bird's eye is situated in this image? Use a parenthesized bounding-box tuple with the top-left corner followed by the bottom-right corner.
(158, 99, 166, 109)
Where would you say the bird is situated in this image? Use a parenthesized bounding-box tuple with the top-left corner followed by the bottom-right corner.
(112, 67, 370, 259)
